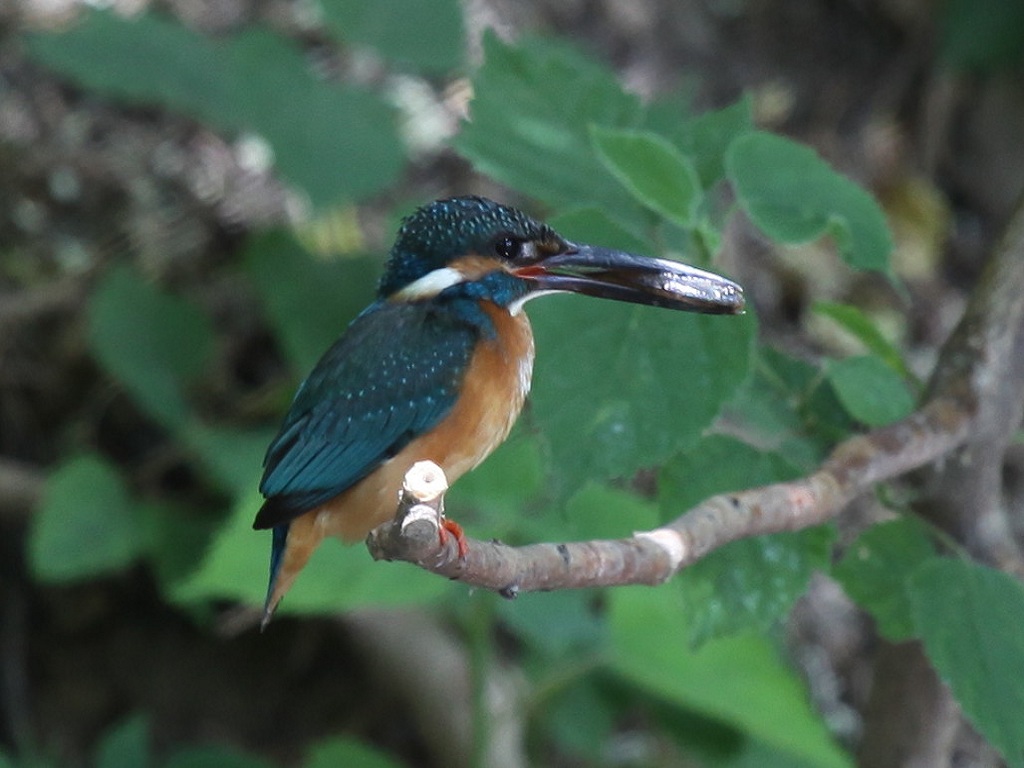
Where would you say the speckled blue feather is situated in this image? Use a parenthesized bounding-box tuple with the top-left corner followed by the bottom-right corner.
(255, 299, 482, 529)
(377, 196, 559, 297)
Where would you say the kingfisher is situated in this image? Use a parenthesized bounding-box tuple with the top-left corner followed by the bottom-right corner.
(254, 196, 744, 627)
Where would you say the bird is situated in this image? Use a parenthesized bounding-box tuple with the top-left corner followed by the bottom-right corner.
(253, 195, 744, 628)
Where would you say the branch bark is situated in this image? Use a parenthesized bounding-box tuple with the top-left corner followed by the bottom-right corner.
(856, 200, 1024, 768)
(368, 397, 972, 594)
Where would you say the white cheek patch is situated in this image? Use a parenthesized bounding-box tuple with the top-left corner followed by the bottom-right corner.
(393, 267, 466, 301)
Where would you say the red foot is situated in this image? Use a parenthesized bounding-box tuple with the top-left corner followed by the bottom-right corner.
(438, 518, 469, 559)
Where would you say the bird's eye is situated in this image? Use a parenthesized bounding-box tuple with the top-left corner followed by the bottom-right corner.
(495, 236, 520, 260)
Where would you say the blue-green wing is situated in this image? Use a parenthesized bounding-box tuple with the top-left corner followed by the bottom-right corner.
(253, 301, 475, 529)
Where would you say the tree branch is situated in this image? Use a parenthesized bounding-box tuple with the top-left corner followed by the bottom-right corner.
(915, 197, 1024, 573)
(367, 396, 971, 594)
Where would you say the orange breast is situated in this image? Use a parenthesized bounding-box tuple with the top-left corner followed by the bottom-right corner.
(267, 301, 535, 613)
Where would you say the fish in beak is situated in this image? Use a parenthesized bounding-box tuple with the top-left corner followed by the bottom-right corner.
(514, 243, 745, 315)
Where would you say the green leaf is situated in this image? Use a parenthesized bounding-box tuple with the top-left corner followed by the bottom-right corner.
(164, 748, 274, 768)
(722, 349, 834, 469)
(726, 132, 892, 274)
(26, 12, 403, 208)
(833, 517, 936, 641)
(812, 301, 910, 379)
(590, 126, 702, 227)
(30, 455, 147, 581)
(304, 738, 403, 768)
(88, 266, 214, 427)
(658, 96, 755, 189)
(455, 34, 647, 230)
(825, 355, 915, 427)
(244, 231, 377, 374)
(320, 0, 464, 73)
(528, 294, 754, 497)
(609, 588, 853, 768)
(909, 559, 1024, 768)
(95, 715, 150, 768)
(659, 436, 832, 644)
(173, 489, 450, 613)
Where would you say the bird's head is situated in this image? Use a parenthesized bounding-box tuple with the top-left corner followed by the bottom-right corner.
(378, 196, 745, 315)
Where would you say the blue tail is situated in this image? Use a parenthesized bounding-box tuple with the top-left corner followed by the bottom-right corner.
(260, 523, 289, 631)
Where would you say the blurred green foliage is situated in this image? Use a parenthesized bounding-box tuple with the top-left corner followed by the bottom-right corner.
(940, 0, 1024, 73)
(17, 2, 1024, 767)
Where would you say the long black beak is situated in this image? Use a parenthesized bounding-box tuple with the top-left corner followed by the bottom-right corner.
(515, 244, 745, 315)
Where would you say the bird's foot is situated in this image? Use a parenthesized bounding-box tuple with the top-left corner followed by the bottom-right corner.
(438, 518, 469, 559)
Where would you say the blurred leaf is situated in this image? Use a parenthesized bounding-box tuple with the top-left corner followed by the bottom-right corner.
(562, 482, 660, 540)
(726, 132, 892, 274)
(95, 715, 150, 768)
(659, 436, 832, 644)
(30, 455, 147, 581)
(833, 517, 936, 641)
(721, 739, 830, 768)
(226, 29, 404, 207)
(812, 301, 910, 379)
(183, 424, 276, 495)
(142, 501, 222, 589)
(455, 33, 647, 229)
(244, 230, 378, 374)
(909, 559, 1024, 768)
(659, 96, 755, 189)
(25, 11, 226, 115)
(89, 266, 214, 427)
(659, 436, 800, 513)
(609, 588, 853, 768)
(447, 433, 545, 532)
(164, 747, 274, 768)
(173, 489, 450, 613)
(304, 738, 403, 768)
(940, 0, 1024, 73)
(825, 355, 915, 427)
(498, 589, 606, 657)
(591, 126, 702, 227)
(529, 296, 754, 498)
(26, 12, 403, 207)
(548, 206, 651, 255)
(320, 0, 463, 73)
(542, 681, 616, 760)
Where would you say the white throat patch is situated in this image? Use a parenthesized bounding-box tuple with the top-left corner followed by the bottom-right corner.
(507, 288, 564, 315)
